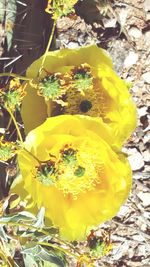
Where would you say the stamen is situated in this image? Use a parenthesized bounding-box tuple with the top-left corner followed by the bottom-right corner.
(35, 161, 57, 186)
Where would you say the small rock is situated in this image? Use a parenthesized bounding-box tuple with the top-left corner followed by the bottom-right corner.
(132, 234, 145, 242)
(124, 51, 138, 68)
(117, 205, 130, 217)
(137, 192, 150, 207)
(143, 149, 150, 163)
(143, 130, 150, 144)
(103, 18, 117, 28)
(146, 11, 150, 21)
(144, 0, 150, 11)
(128, 27, 142, 39)
(142, 72, 150, 84)
(144, 30, 150, 46)
(128, 148, 144, 171)
(138, 106, 147, 117)
(67, 42, 79, 49)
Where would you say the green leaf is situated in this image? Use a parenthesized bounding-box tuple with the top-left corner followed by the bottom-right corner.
(0, 1, 5, 22)
(22, 245, 67, 267)
(5, 0, 17, 50)
(24, 254, 39, 267)
(0, 226, 9, 241)
(33, 207, 45, 228)
(0, 211, 36, 223)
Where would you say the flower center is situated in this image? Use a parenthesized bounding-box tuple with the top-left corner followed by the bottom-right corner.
(37, 72, 68, 105)
(34, 142, 103, 199)
(71, 64, 93, 94)
(38, 75, 61, 100)
(79, 100, 92, 113)
(35, 161, 58, 186)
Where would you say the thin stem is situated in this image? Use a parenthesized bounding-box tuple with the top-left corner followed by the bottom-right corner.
(6, 116, 12, 132)
(0, 251, 13, 267)
(0, 72, 31, 81)
(6, 108, 23, 143)
(38, 20, 57, 75)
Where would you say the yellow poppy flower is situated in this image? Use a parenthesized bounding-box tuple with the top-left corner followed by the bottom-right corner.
(21, 45, 136, 147)
(16, 115, 132, 241)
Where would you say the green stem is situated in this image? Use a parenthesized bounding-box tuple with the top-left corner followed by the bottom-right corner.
(0, 251, 13, 267)
(6, 116, 12, 132)
(6, 108, 23, 143)
(0, 72, 31, 81)
(38, 20, 57, 75)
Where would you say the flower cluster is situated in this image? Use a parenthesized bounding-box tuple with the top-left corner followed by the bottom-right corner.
(12, 45, 136, 241)
(21, 45, 136, 147)
(0, 78, 26, 111)
(0, 137, 17, 161)
(45, 0, 78, 19)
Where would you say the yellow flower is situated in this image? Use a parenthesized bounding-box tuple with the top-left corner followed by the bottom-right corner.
(45, 0, 78, 19)
(16, 115, 132, 241)
(21, 45, 136, 147)
(0, 137, 17, 161)
(0, 78, 27, 111)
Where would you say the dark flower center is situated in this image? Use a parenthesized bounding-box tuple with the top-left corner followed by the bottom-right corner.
(79, 100, 92, 113)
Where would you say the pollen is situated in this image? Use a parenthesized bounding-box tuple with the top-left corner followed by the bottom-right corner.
(34, 143, 103, 199)
(63, 80, 111, 119)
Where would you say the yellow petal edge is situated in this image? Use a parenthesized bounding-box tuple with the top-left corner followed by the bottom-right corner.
(14, 115, 132, 241)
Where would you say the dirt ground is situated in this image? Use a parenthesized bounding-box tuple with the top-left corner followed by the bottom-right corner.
(0, 0, 150, 266)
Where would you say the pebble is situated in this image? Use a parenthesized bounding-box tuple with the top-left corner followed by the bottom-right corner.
(144, 30, 150, 46)
(128, 27, 142, 39)
(143, 150, 150, 163)
(117, 205, 130, 217)
(124, 51, 138, 68)
(128, 148, 144, 171)
(142, 72, 150, 84)
(143, 131, 150, 144)
(138, 106, 147, 117)
(67, 42, 79, 49)
(137, 192, 150, 207)
(144, 0, 150, 11)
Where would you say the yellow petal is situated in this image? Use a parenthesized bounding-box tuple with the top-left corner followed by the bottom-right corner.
(14, 115, 132, 241)
(21, 83, 48, 134)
